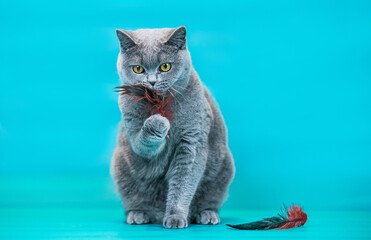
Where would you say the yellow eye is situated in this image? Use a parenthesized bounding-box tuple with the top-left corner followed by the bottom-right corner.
(132, 65, 144, 74)
(159, 63, 171, 72)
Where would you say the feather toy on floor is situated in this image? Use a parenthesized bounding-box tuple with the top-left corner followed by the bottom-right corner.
(115, 84, 173, 120)
(227, 204, 308, 230)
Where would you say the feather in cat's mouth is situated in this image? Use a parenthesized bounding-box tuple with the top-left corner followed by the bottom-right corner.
(115, 84, 173, 120)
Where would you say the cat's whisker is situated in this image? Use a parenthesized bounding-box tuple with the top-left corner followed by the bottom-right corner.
(169, 87, 183, 111)
(167, 89, 175, 99)
(165, 83, 183, 97)
(170, 86, 184, 98)
(169, 84, 183, 98)
(172, 84, 187, 91)
(168, 88, 178, 102)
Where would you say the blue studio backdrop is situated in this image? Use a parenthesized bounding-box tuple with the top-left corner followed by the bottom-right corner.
(1, 0, 370, 214)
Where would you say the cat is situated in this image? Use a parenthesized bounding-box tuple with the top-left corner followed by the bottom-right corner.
(111, 26, 235, 229)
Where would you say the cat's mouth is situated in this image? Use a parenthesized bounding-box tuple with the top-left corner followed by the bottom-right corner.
(144, 82, 170, 94)
(115, 83, 173, 119)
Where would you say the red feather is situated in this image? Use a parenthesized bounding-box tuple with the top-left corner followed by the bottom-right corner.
(276, 205, 308, 229)
(115, 84, 173, 120)
(226, 204, 308, 230)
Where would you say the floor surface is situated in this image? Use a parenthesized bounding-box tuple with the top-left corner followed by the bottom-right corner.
(1, 207, 371, 240)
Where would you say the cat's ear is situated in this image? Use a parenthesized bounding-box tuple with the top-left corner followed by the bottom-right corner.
(165, 26, 187, 50)
(116, 29, 136, 51)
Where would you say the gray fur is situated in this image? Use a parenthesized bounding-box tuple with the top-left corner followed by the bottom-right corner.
(111, 26, 235, 229)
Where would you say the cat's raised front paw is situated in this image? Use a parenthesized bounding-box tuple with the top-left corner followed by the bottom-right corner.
(142, 114, 170, 140)
(163, 214, 188, 229)
(195, 210, 220, 225)
(126, 211, 150, 225)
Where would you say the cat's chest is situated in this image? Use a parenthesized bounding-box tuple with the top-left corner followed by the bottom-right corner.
(169, 97, 212, 133)
(134, 147, 173, 180)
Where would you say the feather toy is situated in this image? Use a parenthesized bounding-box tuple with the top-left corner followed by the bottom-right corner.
(115, 84, 173, 120)
(226, 204, 308, 230)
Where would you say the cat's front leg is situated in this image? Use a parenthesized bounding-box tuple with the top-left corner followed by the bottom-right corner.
(131, 114, 170, 158)
(163, 140, 207, 229)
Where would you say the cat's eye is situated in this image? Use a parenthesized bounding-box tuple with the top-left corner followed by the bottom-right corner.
(132, 65, 145, 74)
(159, 63, 171, 72)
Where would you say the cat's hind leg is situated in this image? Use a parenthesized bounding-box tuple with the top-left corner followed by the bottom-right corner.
(126, 210, 150, 225)
(195, 209, 220, 225)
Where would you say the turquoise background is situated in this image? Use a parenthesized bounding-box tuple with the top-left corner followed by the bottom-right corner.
(1, 1, 371, 238)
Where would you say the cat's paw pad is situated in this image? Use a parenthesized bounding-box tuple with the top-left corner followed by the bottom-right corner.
(195, 210, 220, 225)
(143, 114, 170, 140)
(126, 211, 150, 225)
(163, 214, 188, 229)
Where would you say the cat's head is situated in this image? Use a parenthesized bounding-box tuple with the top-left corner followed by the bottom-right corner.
(116, 26, 191, 93)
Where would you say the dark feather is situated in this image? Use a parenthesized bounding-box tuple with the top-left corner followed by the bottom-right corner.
(115, 84, 173, 120)
(115, 84, 157, 100)
(226, 204, 308, 230)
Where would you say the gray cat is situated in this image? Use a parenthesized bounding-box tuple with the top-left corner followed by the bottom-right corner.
(111, 26, 235, 229)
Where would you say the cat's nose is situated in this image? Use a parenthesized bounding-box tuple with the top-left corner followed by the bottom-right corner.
(148, 80, 156, 86)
